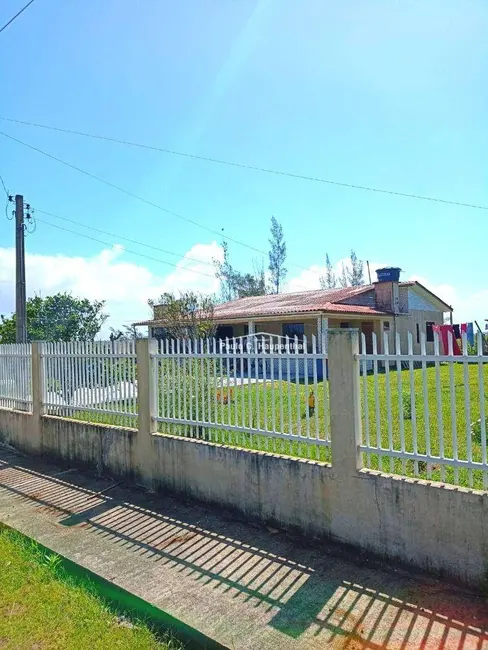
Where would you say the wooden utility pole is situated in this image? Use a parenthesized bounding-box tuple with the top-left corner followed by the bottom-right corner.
(15, 194, 27, 343)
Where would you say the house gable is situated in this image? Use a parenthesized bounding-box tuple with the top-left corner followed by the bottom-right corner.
(407, 286, 448, 312)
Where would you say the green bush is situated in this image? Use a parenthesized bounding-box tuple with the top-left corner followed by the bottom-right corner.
(471, 417, 488, 443)
(402, 390, 412, 420)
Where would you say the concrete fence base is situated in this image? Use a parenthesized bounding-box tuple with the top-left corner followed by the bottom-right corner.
(0, 331, 487, 589)
(0, 406, 487, 588)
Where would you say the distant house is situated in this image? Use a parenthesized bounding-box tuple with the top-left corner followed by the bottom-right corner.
(135, 268, 452, 358)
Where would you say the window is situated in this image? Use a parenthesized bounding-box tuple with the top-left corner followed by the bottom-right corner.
(340, 322, 350, 329)
(416, 323, 420, 344)
(283, 323, 304, 339)
(426, 321, 435, 343)
(282, 323, 304, 351)
(216, 325, 234, 340)
(383, 321, 390, 332)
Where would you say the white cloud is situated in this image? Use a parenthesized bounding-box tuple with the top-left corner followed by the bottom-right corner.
(0, 242, 223, 335)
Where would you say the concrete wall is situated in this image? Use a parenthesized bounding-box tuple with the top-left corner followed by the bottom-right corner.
(0, 331, 487, 588)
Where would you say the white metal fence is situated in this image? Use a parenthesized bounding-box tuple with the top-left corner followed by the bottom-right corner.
(2, 328, 488, 491)
(152, 334, 330, 460)
(359, 330, 488, 490)
(0, 343, 32, 411)
(41, 340, 138, 427)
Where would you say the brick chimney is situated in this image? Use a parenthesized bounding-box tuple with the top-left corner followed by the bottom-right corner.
(374, 267, 401, 314)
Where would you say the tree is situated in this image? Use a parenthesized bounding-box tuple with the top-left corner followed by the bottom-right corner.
(268, 216, 287, 293)
(148, 291, 216, 340)
(109, 325, 144, 342)
(213, 242, 237, 302)
(348, 250, 364, 287)
(339, 262, 349, 288)
(214, 241, 267, 301)
(319, 253, 336, 289)
(0, 293, 108, 344)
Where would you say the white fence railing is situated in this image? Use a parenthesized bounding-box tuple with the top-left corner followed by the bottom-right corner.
(2, 328, 487, 491)
(359, 330, 488, 490)
(152, 334, 330, 459)
(41, 340, 138, 427)
(0, 343, 32, 411)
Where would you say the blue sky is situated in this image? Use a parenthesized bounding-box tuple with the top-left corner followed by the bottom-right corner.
(1, 0, 487, 328)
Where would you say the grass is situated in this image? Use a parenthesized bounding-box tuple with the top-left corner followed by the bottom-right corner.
(0, 527, 182, 650)
(361, 362, 488, 489)
(56, 361, 488, 490)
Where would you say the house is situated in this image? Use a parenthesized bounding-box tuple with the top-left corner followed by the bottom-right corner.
(136, 268, 452, 359)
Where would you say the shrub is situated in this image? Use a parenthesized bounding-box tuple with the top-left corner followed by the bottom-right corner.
(402, 391, 412, 420)
(471, 417, 488, 443)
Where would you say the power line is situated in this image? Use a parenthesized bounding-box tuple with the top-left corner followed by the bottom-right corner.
(2, 116, 488, 212)
(0, 173, 8, 197)
(0, 130, 272, 258)
(0, 129, 321, 284)
(36, 208, 216, 267)
(0, 0, 36, 35)
(34, 216, 218, 280)
(35, 210, 313, 291)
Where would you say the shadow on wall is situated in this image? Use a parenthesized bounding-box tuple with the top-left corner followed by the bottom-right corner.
(0, 449, 486, 649)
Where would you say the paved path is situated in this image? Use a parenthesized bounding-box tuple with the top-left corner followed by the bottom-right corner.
(0, 445, 486, 650)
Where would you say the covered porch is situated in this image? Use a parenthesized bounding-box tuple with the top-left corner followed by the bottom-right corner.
(215, 313, 393, 355)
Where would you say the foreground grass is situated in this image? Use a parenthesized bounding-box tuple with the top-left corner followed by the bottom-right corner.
(57, 362, 488, 489)
(0, 528, 181, 650)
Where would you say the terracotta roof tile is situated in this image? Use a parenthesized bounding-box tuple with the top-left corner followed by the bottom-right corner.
(133, 281, 451, 327)
(209, 286, 380, 320)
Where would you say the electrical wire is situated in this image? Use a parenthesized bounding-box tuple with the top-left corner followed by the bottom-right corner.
(34, 212, 314, 291)
(35, 208, 215, 267)
(0, 130, 271, 257)
(0, 173, 8, 197)
(33, 215, 218, 279)
(0, 173, 13, 220)
(0, 129, 318, 284)
(2, 116, 488, 212)
(0, 0, 36, 35)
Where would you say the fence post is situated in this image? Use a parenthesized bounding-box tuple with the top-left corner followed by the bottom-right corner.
(328, 329, 362, 475)
(135, 338, 158, 485)
(30, 341, 44, 453)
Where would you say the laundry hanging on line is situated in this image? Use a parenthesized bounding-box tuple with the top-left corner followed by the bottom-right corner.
(450, 322, 475, 348)
(432, 325, 462, 355)
(460, 323, 475, 347)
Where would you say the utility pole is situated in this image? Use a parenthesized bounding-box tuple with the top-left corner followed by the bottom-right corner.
(15, 194, 27, 343)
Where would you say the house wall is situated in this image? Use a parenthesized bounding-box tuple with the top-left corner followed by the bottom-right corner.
(254, 318, 318, 348)
(396, 310, 444, 354)
(408, 288, 442, 312)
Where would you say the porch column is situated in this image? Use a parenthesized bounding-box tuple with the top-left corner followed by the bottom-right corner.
(248, 320, 255, 335)
(317, 316, 328, 354)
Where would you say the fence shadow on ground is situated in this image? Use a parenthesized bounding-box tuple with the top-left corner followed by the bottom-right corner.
(0, 448, 486, 650)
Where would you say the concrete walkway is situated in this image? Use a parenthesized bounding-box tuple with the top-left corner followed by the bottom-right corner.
(0, 446, 486, 650)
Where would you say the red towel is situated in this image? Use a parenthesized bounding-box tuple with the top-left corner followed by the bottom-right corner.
(432, 325, 461, 355)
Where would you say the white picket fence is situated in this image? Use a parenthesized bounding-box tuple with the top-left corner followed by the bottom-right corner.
(359, 330, 488, 490)
(0, 343, 32, 411)
(41, 341, 138, 427)
(152, 334, 330, 459)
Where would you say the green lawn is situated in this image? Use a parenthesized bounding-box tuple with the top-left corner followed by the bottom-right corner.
(63, 362, 488, 490)
(361, 362, 488, 490)
(0, 528, 181, 650)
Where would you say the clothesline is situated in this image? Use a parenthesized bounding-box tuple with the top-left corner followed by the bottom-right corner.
(432, 322, 474, 355)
